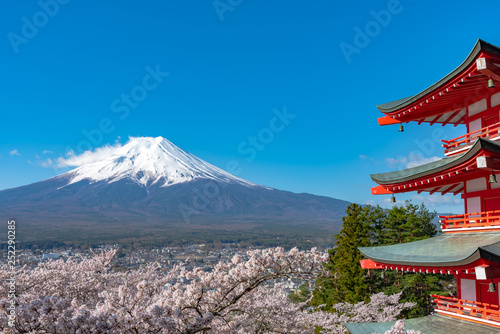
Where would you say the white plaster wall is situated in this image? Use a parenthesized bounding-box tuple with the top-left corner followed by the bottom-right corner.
(466, 178, 487, 193)
(461, 278, 477, 301)
(467, 196, 481, 214)
(468, 118, 482, 132)
(469, 99, 487, 117)
(492, 92, 500, 107)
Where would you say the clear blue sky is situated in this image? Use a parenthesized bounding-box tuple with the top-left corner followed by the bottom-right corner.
(1, 0, 498, 213)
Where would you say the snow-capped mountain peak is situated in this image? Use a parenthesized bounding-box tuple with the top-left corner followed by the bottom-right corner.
(63, 136, 256, 188)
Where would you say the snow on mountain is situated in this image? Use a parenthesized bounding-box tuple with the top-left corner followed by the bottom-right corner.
(63, 136, 257, 188)
(0, 136, 350, 244)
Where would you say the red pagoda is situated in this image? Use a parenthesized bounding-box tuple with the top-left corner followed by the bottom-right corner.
(347, 40, 500, 333)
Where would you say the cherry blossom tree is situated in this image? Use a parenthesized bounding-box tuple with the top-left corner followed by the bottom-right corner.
(0, 247, 415, 333)
(377, 320, 422, 334)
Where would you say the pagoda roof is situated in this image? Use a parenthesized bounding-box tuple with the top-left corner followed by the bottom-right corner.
(371, 154, 458, 185)
(345, 314, 499, 334)
(377, 39, 500, 126)
(370, 138, 500, 195)
(358, 233, 500, 268)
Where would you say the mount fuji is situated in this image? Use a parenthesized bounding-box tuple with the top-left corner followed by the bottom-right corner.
(64, 136, 258, 189)
(0, 137, 349, 244)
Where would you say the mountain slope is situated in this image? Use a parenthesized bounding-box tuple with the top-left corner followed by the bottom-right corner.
(0, 137, 349, 244)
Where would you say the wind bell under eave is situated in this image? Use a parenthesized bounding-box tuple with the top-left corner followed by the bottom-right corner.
(489, 171, 497, 184)
(488, 76, 495, 89)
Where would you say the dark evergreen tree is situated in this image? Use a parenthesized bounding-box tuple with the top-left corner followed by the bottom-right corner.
(373, 201, 445, 318)
(312, 203, 374, 308)
(312, 201, 451, 318)
(376, 201, 437, 245)
(379, 270, 449, 318)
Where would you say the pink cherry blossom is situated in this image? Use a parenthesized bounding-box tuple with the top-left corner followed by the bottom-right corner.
(0, 247, 414, 333)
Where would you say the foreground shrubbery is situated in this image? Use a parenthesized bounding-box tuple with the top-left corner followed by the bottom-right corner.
(0, 248, 417, 333)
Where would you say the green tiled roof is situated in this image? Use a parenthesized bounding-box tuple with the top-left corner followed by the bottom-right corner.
(358, 233, 500, 267)
(370, 155, 458, 184)
(370, 138, 500, 185)
(376, 96, 414, 110)
(377, 39, 500, 114)
(345, 314, 500, 334)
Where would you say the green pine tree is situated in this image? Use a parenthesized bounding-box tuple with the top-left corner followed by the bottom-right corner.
(312, 203, 374, 308)
(312, 201, 452, 318)
(376, 201, 437, 245)
(373, 201, 447, 317)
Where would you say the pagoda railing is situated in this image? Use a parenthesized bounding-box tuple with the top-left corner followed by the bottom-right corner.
(433, 295, 500, 326)
(441, 122, 500, 156)
(439, 210, 500, 232)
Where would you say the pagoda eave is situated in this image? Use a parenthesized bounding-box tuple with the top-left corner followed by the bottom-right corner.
(377, 115, 402, 126)
(370, 138, 500, 195)
(377, 40, 500, 126)
(360, 258, 500, 276)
